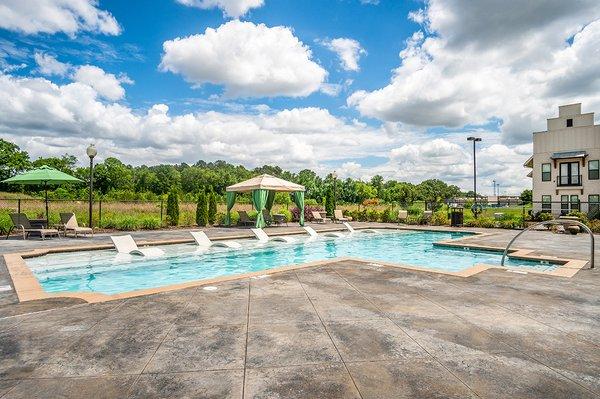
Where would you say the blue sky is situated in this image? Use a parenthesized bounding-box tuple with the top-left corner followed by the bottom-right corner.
(0, 0, 599, 194)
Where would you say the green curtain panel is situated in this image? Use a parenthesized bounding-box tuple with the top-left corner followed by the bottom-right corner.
(225, 191, 236, 226)
(293, 191, 305, 226)
(265, 190, 276, 212)
(252, 189, 269, 228)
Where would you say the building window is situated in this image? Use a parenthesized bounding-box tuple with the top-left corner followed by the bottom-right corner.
(541, 163, 551, 181)
(561, 195, 569, 214)
(558, 162, 580, 186)
(589, 195, 600, 219)
(542, 195, 552, 212)
(566, 118, 573, 127)
(589, 160, 599, 180)
(570, 195, 580, 212)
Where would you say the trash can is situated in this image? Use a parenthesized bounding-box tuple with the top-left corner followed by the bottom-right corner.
(450, 205, 464, 227)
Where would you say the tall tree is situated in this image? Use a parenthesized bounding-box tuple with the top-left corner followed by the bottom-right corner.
(0, 139, 31, 183)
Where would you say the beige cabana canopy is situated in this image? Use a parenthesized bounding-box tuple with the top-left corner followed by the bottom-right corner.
(225, 174, 305, 227)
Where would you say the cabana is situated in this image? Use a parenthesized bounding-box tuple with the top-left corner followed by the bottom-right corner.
(225, 174, 305, 228)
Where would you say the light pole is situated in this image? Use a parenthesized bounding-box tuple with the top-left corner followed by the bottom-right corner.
(86, 144, 97, 228)
(467, 137, 482, 218)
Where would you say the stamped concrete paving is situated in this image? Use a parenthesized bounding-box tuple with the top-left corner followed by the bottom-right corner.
(1, 257, 599, 398)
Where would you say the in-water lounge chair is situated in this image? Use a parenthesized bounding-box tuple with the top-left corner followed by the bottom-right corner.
(60, 213, 93, 237)
(251, 228, 296, 243)
(10, 213, 60, 240)
(311, 211, 332, 223)
(334, 209, 352, 223)
(303, 225, 345, 238)
(343, 222, 377, 234)
(111, 235, 164, 257)
(190, 231, 241, 249)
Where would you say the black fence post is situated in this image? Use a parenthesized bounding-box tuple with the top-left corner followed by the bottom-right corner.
(17, 198, 21, 214)
(99, 200, 102, 228)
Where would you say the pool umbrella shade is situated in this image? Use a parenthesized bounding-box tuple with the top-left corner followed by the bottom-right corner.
(1, 165, 83, 222)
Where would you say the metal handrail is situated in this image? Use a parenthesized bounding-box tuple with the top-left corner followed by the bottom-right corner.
(501, 220, 594, 269)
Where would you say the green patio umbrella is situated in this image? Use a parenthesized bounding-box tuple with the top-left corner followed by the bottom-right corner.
(1, 165, 83, 222)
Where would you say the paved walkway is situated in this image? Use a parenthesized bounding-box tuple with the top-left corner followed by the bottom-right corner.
(0, 259, 598, 398)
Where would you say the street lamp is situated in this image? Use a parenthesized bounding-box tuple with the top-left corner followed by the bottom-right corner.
(332, 170, 338, 212)
(467, 137, 482, 218)
(86, 144, 97, 228)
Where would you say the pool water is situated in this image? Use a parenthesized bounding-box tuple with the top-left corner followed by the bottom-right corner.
(26, 230, 557, 295)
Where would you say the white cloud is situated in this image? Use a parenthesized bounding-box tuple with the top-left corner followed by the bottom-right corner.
(321, 37, 366, 72)
(348, 0, 600, 145)
(34, 52, 72, 77)
(72, 65, 133, 101)
(0, 69, 535, 194)
(0, 0, 121, 36)
(176, 0, 264, 18)
(0, 72, 392, 171)
(160, 20, 327, 98)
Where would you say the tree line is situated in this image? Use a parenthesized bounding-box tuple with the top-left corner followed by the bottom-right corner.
(0, 138, 465, 207)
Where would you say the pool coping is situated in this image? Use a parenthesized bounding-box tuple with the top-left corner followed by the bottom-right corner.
(2, 226, 589, 304)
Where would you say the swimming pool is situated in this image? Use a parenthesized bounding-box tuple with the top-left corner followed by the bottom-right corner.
(26, 230, 557, 295)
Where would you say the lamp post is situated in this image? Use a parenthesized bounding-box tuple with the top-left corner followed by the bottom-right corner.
(467, 137, 482, 218)
(86, 144, 97, 228)
(332, 170, 338, 212)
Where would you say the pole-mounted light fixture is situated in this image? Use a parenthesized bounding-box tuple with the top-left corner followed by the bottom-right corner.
(467, 137, 482, 218)
(86, 144, 97, 228)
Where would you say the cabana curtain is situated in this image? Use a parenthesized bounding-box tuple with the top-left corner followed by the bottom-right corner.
(293, 191, 305, 226)
(252, 189, 269, 228)
(225, 191, 236, 226)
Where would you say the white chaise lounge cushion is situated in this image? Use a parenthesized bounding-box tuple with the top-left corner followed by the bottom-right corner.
(110, 235, 164, 257)
(190, 231, 241, 248)
(343, 222, 377, 234)
(303, 225, 344, 238)
(303, 226, 319, 237)
(251, 228, 296, 243)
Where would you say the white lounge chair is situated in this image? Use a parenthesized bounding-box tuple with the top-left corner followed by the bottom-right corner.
(303, 225, 345, 238)
(60, 213, 93, 237)
(190, 231, 241, 249)
(251, 228, 296, 243)
(343, 222, 377, 234)
(110, 235, 165, 257)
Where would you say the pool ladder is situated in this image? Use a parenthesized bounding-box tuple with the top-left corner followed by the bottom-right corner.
(501, 220, 595, 269)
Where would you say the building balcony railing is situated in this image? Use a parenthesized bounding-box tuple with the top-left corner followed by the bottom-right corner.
(557, 175, 582, 187)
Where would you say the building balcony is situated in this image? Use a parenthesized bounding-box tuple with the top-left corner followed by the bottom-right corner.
(557, 175, 582, 187)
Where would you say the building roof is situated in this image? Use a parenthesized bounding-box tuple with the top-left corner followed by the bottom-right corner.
(550, 151, 588, 160)
(523, 155, 533, 168)
(226, 174, 305, 192)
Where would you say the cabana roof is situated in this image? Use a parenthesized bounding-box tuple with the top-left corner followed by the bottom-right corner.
(226, 174, 305, 193)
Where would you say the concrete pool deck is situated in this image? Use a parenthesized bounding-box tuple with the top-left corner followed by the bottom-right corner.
(0, 224, 598, 398)
(0, 259, 598, 398)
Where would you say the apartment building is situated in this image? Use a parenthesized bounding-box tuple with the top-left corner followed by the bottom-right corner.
(524, 103, 600, 216)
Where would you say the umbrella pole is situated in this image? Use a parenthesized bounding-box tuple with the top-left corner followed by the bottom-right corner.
(45, 182, 49, 225)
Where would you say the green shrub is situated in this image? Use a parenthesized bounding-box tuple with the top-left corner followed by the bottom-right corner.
(406, 215, 422, 225)
(115, 216, 140, 230)
(208, 191, 217, 225)
(140, 216, 161, 230)
(166, 189, 179, 226)
(247, 210, 258, 220)
(407, 204, 423, 217)
(366, 208, 380, 222)
(325, 187, 335, 216)
(195, 190, 208, 227)
(588, 219, 600, 233)
(430, 211, 449, 226)
(217, 210, 239, 226)
(305, 198, 319, 206)
(279, 209, 292, 222)
(567, 210, 589, 224)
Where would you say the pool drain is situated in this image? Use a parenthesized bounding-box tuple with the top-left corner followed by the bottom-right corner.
(203, 286, 218, 291)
